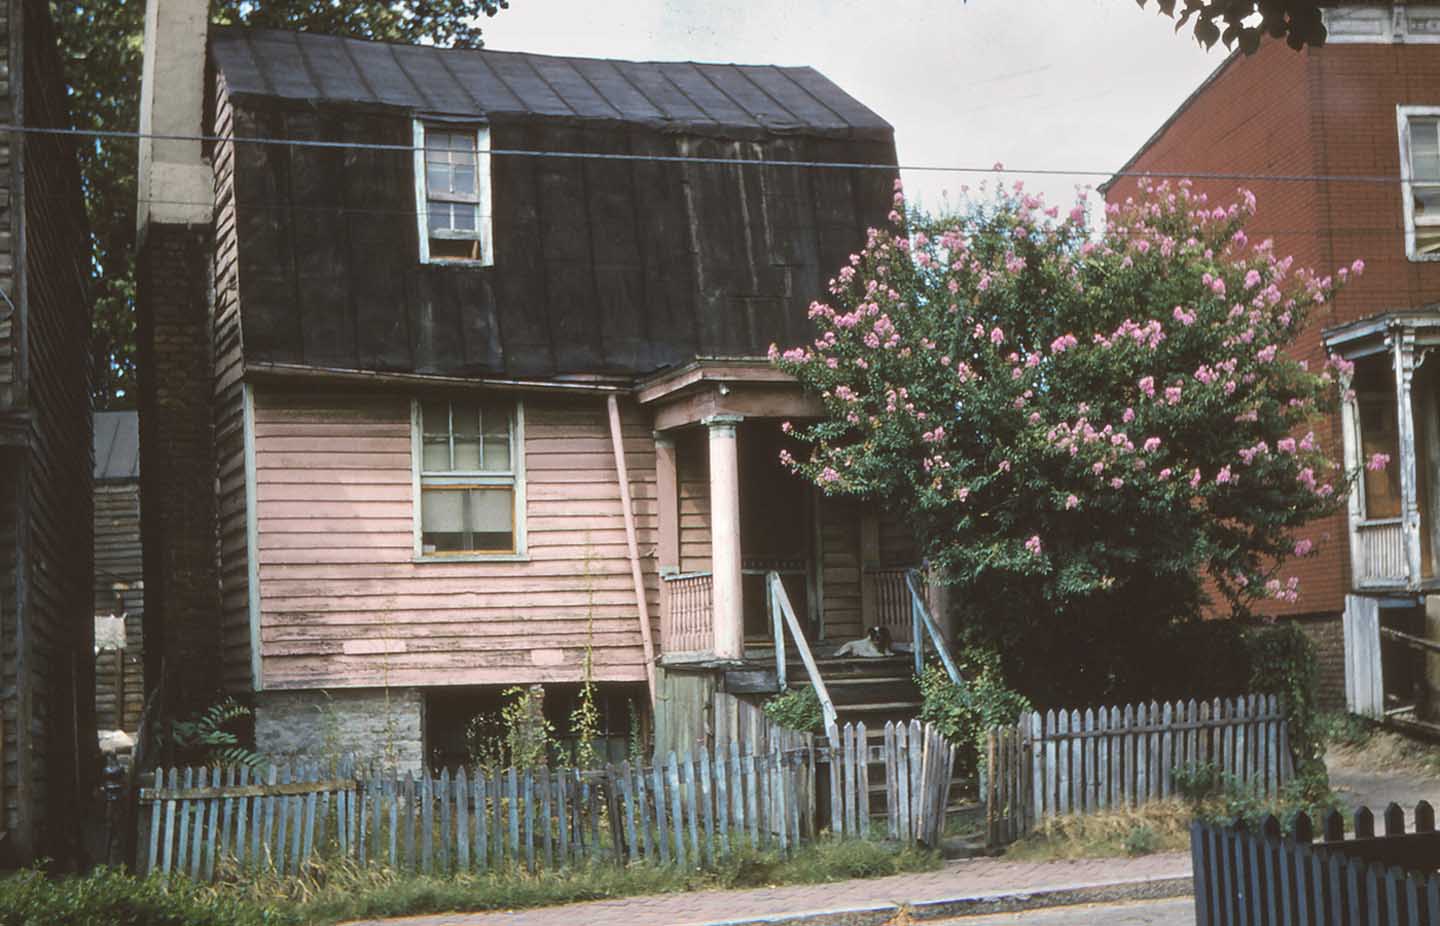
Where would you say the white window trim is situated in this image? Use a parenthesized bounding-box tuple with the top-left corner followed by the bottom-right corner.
(411, 397, 527, 562)
(1397, 105, 1440, 262)
(414, 120, 494, 267)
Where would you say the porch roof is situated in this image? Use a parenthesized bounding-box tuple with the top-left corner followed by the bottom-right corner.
(635, 357, 823, 430)
(1323, 307, 1440, 357)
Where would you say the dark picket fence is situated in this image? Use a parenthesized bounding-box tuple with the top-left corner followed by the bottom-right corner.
(137, 721, 955, 882)
(1191, 802, 1440, 926)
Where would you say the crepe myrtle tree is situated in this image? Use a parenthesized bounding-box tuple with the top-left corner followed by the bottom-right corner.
(772, 178, 1368, 701)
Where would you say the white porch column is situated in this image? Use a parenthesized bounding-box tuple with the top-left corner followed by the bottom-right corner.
(706, 415, 745, 660)
(1394, 330, 1423, 588)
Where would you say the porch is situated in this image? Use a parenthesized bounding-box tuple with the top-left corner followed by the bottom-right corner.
(637, 359, 947, 670)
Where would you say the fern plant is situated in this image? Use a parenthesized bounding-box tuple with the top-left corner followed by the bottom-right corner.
(170, 698, 263, 768)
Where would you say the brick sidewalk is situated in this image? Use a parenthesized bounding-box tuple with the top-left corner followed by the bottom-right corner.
(345, 853, 1192, 926)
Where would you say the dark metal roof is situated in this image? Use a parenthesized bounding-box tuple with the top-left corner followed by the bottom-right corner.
(93, 410, 139, 482)
(209, 27, 893, 140)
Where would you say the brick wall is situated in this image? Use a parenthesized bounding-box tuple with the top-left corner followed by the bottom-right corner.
(136, 223, 225, 728)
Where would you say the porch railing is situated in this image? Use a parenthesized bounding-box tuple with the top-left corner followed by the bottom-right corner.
(1355, 518, 1408, 587)
(870, 567, 918, 645)
(767, 571, 838, 734)
(662, 571, 713, 656)
(906, 569, 963, 686)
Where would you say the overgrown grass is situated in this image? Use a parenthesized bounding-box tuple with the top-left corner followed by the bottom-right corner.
(1002, 801, 1195, 861)
(0, 839, 941, 926)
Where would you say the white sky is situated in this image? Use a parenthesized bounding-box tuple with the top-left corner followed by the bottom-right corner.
(481, 0, 1226, 214)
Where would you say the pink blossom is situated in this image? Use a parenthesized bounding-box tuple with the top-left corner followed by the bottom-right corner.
(1278, 437, 1297, 453)
(1143, 437, 1162, 453)
(1159, 468, 1173, 480)
(1123, 407, 1136, 423)
(820, 467, 840, 484)
(1189, 469, 1202, 488)
(1024, 535, 1043, 555)
(1294, 538, 1314, 557)
(1165, 385, 1183, 405)
(1352, 258, 1366, 275)
(1092, 461, 1105, 476)
(1110, 477, 1125, 489)
(1138, 376, 1156, 397)
(990, 327, 1005, 346)
(1256, 344, 1278, 363)
(999, 459, 1012, 473)
(1050, 333, 1079, 354)
(1065, 494, 1079, 510)
(1216, 465, 1234, 485)
(1367, 452, 1391, 472)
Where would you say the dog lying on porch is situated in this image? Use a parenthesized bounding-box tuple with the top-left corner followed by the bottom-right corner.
(833, 625, 896, 658)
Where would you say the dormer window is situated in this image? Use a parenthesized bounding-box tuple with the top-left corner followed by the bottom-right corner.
(1398, 107, 1440, 260)
(414, 121, 493, 265)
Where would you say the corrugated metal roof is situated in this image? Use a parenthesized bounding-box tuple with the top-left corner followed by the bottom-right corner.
(210, 27, 893, 139)
(94, 410, 139, 482)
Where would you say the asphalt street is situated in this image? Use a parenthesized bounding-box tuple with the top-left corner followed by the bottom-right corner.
(931, 897, 1196, 925)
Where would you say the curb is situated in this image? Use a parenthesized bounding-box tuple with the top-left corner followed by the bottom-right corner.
(689, 875, 1194, 926)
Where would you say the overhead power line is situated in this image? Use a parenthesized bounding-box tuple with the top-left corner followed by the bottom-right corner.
(0, 122, 1416, 187)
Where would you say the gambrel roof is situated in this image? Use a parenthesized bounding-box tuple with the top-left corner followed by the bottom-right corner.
(210, 28, 892, 141)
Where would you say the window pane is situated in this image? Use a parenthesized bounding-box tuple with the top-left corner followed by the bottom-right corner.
(427, 131, 459, 154)
(1415, 184, 1440, 222)
(452, 402, 481, 470)
(1419, 225, 1440, 256)
(427, 163, 451, 195)
(452, 163, 476, 195)
(427, 201, 452, 233)
(421, 401, 451, 471)
(1414, 119, 1440, 181)
(421, 487, 465, 552)
(470, 487, 514, 550)
(481, 401, 511, 470)
(452, 204, 478, 232)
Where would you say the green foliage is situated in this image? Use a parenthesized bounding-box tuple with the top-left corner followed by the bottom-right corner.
(774, 180, 1355, 707)
(570, 678, 602, 769)
(1121, 823, 1159, 856)
(0, 867, 291, 926)
(917, 653, 1030, 778)
(1175, 760, 1341, 834)
(51, 0, 511, 408)
(502, 685, 555, 772)
(627, 701, 649, 765)
(1135, 0, 1326, 52)
(763, 686, 824, 734)
(1316, 711, 1377, 750)
(0, 842, 938, 926)
(1243, 621, 1323, 774)
(169, 698, 261, 768)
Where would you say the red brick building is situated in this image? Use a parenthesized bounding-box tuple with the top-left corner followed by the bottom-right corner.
(1105, 4, 1440, 720)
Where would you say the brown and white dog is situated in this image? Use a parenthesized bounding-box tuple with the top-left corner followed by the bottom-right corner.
(833, 625, 893, 658)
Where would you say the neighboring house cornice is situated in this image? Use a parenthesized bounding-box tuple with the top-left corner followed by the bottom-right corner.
(244, 360, 631, 395)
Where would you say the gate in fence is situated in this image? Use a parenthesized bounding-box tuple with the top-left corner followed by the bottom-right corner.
(1191, 803, 1440, 926)
(986, 694, 1293, 846)
(138, 721, 955, 882)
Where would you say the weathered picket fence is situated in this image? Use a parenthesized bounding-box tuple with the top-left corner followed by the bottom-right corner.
(139, 721, 955, 882)
(1192, 803, 1440, 925)
(826, 719, 955, 847)
(986, 694, 1293, 846)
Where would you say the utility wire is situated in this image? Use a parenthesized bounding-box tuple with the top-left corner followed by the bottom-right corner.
(0, 122, 1418, 186)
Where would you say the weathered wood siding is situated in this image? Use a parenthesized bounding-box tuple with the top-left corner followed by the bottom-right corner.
(212, 71, 253, 695)
(93, 482, 143, 732)
(677, 429, 711, 576)
(0, 451, 18, 845)
(253, 388, 659, 689)
(821, 497, 865, 642)
(4, 0, 94, 863)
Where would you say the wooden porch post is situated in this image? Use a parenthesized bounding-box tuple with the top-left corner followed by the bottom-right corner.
(1394, 330, 1423, 588)
(706, 415, 745, 660)
(655, 433, 679, 651)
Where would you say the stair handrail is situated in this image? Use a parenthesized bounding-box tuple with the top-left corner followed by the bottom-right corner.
(767, 570, 839, 735)
(906, 568, 963, 686)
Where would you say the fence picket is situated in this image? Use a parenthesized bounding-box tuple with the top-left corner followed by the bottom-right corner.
(856, 721, 871, 837)
(895, 720, 912, 843)
(714, 745, 730, 857)
(667, 753, 686, 868)
(523, 770, 535, 872)
(699, 749, 715, 865)
(456, 769, 470, 872)
(651, 759, 670, 864)
(473, 773, 487, 871)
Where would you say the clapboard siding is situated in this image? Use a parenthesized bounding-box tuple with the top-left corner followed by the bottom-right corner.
(93, 483, 142, 614)
(676, 428, 711, 575)
(213, 72, 254, 695)
(253, 389, 659, 689)
(9, 0, 94, 864)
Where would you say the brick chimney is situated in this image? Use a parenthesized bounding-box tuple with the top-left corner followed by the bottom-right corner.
(134, 0, 224, 734)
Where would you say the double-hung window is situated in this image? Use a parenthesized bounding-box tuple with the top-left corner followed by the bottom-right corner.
(414, 121, 493, 265)
(1399, 106, 1440, 260)
(414, 398, 524, 557)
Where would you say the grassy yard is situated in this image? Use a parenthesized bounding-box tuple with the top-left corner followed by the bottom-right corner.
(0, 839, 941, 926)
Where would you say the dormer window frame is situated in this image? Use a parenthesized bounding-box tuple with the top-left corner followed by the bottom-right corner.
(1397, 105, 1440, 262)
(414, 118, 494, 267)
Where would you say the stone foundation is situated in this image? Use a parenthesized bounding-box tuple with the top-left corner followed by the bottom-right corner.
(255, 688, 425, 772)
